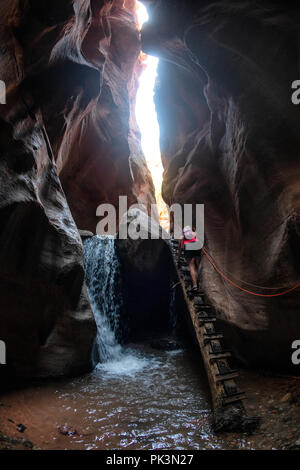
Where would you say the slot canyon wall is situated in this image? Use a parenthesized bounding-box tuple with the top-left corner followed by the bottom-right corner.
(0, 0, 156, 380)
(1, 0, 299, 381)
(141, 0, 300, 370)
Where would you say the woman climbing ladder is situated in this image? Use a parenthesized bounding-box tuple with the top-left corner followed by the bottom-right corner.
(177, 226, 202, 293)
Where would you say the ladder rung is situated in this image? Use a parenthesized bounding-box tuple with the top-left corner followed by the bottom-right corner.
(194, 304, 211, 309)
(198, 313, 216, 318)
(204, 332, 223, 338)
(204, 335, 223, 345)
(223, 388, 245, 398)
(222, 393, 246, 406)
(216, 368, 238, 376)
(204, 334, 222, 341)
(209, 352, 231, 361)
(210, 348, 231, 354)
(215, 372, 239, 382)
(198, 317, 216, 323)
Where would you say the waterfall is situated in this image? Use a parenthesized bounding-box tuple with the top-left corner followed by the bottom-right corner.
(83, 235, 149, 376)
(83, 236, 123, 363)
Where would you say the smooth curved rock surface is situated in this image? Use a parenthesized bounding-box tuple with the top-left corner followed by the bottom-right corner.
(1, 0, 299, 377)
(141, 0, 300, 370)
(0, 0, 154, 379)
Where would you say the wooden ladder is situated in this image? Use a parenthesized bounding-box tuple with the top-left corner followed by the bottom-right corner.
(170, 239, 260, 432)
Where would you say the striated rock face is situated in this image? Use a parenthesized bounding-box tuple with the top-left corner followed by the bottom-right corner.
(58, 0, 156, 231)
(141, 0, 300, 370)
(0, 0, 154, 379)
(0, 0, 97, 378)
(2, 0, 299, 378)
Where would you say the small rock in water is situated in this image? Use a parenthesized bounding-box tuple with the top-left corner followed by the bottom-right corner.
(23, 440, 34, 449)
(280, 393, 292, 403)
(17, 424, 26, 433)
(58, 424, 77, 436)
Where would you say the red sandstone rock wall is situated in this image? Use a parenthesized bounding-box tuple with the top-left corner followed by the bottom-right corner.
(58, 0, 155, 231)
(1, 0, 299, 377)
(0, 0, 154, 379)
(141, 0, 300, 370)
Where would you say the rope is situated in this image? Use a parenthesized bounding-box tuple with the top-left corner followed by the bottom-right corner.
(205, 248, 290, 290)
(201, 247, 300, 298)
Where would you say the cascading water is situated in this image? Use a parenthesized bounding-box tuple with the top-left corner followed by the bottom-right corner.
(83, 235, 123, 362)
(83, 235, 148, 375)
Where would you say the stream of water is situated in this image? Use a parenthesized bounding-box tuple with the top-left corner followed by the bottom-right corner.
(83, 235, 123, 362)
(83, 235, 149, 375)
(1, 345, 234, 450)
(30, 237, 210, 448)
(0, 236, 256, 449)
(0, 236, 296, 450)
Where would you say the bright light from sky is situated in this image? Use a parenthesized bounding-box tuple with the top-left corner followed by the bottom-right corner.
(135, 2, 169, 230)
(136, 1, 149, 27)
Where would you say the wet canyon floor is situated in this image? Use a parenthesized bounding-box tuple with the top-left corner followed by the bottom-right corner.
(0, 344, 299, 451)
